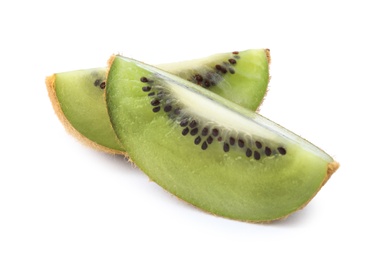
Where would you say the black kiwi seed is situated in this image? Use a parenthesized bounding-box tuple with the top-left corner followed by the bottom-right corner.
(203, 80, 211, 87)
(201, 127, 209, 136)
(194, 136, 201, 145)
(151, 99, 160, 106)
(206, 136, 213, 144)
(212, 128, 219, 137)
(278, 147, 287, 155)
(180, 118, 189, 127)
(148, 92, 155, 96)
(229, 137, 235, 146)
(217, 137, 223, 142)
(190, 128, 199, 136)
(265, 147, 272, 156)
(232, 51, 239, 54)
(140, 77, 149, 82)
(100, 82, 106, 89)
(194, 74, 203, 82)
(189, 120, 197, 128)
(94, 79, 101, 86)
(201, 142, 208, 150)
(238, 139, 245, 148)
(215, 64, 227, 74)
(246, 148, 252, 157)
(228, 58, 237, 65)
(228, 67, 235, 74)
(254, 151, 261, 160)
(182, 127, 189, 136)
(223, 143, 230, 152)
(174, 108, 181, 115)
(164, 105, 172, 112)
(255, 141, 262, 149)
(142, 86, 151, 92)
(152, 106, 160, 113)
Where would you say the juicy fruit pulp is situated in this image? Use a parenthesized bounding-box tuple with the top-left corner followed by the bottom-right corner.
(159, 50, 270, 112)
(47, 68, 124, 153)
(46, 49, 270, 154)
(106, 55, 339, 222)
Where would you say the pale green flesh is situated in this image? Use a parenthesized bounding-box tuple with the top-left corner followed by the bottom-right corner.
(52, 49, 269, 153)
(106, 56, 335, 222)
(159, 49, 269, 112)
(54, 68, 123, 151)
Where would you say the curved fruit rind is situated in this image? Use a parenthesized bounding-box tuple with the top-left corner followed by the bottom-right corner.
(46, 68, 124, 153)
(106, 55, 339, 222)
(47, 49, 270, 155)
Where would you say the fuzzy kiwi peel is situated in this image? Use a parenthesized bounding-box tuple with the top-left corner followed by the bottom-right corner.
(105, 55, 339, 222)
(46, 49, 270, 155)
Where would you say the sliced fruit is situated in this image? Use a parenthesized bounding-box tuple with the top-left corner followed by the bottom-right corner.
(105, 55, 339, 222)
(158, 49, 270, 111)
(46, 49, 270, 154)
(47, 68, 123, 153)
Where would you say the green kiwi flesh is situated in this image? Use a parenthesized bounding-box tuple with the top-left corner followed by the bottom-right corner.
(46, 49, 270, 154)
(47, 68, 124, 153)
(106, 55, 339, 222)
(158, 49, 270, 112)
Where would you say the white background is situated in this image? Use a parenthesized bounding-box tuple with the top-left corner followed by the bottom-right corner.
(1, 0, 376, 259)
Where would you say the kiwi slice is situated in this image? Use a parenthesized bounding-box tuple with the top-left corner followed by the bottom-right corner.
(46, 68, 124, 153)
(46, 49, 270, 154)
(105, 55, 339, 222)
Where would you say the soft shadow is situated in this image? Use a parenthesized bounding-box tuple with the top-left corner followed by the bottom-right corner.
(91, 148, 319, 227)
(105, 153, 134, 166)
(269, 205, 317, 227)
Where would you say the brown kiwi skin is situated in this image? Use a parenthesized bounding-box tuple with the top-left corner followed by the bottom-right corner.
(256, 49, 271, 113)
